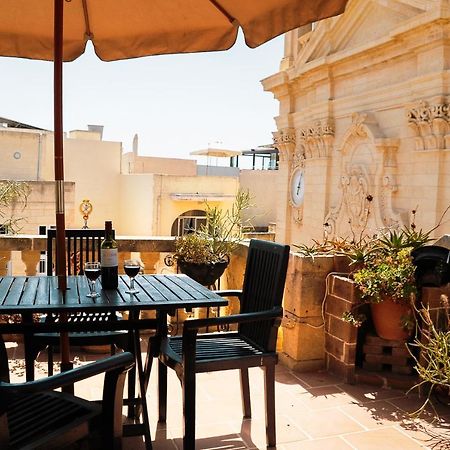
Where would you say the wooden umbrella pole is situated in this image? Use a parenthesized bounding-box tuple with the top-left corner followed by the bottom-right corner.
(54, 0, 66, 291)
(54, 0, 72, 381)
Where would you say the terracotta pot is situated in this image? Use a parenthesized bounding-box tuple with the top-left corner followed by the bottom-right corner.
(178, 259, 229, 286)
(370, 298, 412, 341)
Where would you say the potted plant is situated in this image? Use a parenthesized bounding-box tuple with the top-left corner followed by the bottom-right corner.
(166, 190, 252, 286)
(350, 246, 417, 340)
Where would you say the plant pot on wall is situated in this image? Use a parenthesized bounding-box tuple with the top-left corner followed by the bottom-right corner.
(178, 259, 229, 287)
(370, 298, 412, 341)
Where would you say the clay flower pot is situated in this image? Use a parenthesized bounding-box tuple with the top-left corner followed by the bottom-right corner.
(370, 298, 412, 341)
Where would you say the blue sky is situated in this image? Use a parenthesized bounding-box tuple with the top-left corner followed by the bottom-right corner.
(0, 33, 283, 159)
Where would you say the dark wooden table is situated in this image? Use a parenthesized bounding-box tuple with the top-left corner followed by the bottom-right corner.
(0, 273, 227, 449)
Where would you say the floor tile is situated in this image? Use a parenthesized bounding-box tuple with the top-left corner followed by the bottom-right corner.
(343, 427, 426, 449)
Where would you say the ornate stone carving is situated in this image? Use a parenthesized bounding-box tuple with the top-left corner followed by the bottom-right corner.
(273, 128, 296, 163)
(407, 99, 450, 151)
(325, 113, 403, 238)
(298, 120, 335, 159)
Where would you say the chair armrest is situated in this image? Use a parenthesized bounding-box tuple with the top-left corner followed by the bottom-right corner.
(213, 290, 242, 299)
(0, 352, 134, 393)
(183, 307, 283, 331)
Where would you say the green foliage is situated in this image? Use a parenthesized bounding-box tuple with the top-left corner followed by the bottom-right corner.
(172, 190, 252, 264)
(407, 297, 450, 416)
(353, 248, 417, 304)
(0, 180, 30, 234)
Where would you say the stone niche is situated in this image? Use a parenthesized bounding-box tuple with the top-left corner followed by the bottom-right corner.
(325, 113, 403, 239)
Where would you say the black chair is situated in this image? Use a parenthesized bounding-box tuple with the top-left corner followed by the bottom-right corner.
(31, 229, 130, 377)
(154, 239, 290, 449)
(0, 334, 134, 449)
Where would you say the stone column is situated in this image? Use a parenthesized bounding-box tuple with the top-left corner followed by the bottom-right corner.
(273, 128, 296, 244)
(140, 252, 160, 274)
(21, 250, 41, 276)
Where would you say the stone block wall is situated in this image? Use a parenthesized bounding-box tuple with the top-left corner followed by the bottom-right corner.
(324, 275, 359, 383)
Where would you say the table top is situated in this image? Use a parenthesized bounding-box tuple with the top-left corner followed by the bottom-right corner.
(0, 274, 227, 313)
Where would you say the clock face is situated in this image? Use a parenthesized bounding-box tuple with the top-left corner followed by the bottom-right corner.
(290, 168, 305, 207)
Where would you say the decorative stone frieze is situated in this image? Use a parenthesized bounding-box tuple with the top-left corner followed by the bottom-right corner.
(298, 120, 335, 159)
(407, 99, 450, 151)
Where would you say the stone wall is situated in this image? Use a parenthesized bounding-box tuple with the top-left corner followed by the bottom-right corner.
(324, 275, 358, 383)
(263, 0, 450, 247)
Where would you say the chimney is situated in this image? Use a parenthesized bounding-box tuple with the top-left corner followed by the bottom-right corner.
(87, 124, 104, 139)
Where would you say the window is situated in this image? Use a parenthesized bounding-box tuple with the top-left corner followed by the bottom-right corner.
(171, 210, 207, 236)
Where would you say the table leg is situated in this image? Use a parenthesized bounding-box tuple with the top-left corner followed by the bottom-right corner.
(130, 310, 152, 449)
(22, 312, 35, 381)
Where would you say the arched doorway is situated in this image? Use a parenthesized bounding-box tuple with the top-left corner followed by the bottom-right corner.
(171, 210, 206, 236)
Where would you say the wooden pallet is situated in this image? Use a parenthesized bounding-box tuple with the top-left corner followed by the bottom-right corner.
(362, 334, 413, 375)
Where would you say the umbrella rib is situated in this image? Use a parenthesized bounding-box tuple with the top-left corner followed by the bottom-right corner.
(207, 0, 237, 25)
(82, 0, 93, 39)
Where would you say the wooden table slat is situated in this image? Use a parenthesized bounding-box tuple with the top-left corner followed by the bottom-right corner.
(134, 276, 168, 302)
(0, 277, 14, 306)
(35, 277, 50, 306)
(149, 275, 196, 301)
(20, 277, 40, 306)
(4, 277, 26, 305)
(167, 274, 218, 300)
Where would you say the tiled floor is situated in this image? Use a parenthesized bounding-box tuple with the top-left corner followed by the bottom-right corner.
(6, 342, 450, 449)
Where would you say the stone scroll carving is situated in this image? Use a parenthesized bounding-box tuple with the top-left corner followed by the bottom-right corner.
(325, 113, 403, 239)
(298, 120, 335, 159)
(407, 99, 450, 151)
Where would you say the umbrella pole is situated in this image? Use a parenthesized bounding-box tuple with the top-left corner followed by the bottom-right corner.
(54, 0, 72, 382)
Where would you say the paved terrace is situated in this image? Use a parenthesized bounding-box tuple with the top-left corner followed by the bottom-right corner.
(6, 342, 450, 450)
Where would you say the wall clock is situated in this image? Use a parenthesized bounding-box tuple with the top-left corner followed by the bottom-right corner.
(290, 168, 305, 207)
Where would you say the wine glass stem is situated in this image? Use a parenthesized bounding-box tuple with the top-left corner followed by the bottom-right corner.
(130, 278, 135, 291)
(89, 280, 96, 296)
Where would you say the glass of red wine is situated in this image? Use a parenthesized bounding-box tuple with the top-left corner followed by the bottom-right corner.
(124, 259, 141, 294)
(84, 261, 101, 298)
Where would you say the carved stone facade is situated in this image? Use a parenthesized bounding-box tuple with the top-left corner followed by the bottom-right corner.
(298, 120, 335, 159)
(325, 113, 402, 238)
(263, 0, 450, 245)
(407, 98, 450, 151)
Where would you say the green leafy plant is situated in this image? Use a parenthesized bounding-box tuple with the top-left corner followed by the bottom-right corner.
(171, 190, 252, 265)
(407, 296, 450, 416)
(0, 180, 30, 234)
(353, 248, 417, 304)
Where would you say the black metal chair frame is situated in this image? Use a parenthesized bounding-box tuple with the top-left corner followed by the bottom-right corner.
(150, 239, 290, 449)
(0, 333, 134, 450)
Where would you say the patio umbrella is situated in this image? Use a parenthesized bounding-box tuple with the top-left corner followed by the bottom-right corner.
(0, 0, 349, 367)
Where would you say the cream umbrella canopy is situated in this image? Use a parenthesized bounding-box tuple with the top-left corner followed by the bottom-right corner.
(1, 0, 349, 62)
(0, 0, 349, 370)
(1, 0, 349, 286)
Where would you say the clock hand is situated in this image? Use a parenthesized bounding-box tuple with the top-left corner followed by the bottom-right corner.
(296, 173, 303, 195)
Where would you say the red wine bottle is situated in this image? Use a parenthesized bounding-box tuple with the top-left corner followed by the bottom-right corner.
(101, 220, 118, 289)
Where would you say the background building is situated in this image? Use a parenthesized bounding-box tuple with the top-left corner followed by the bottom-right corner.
(0, 120, 277, 236)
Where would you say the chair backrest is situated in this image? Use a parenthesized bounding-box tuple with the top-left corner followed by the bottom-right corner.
(239, 239, 290, 351)
(46, 228, 111, 276)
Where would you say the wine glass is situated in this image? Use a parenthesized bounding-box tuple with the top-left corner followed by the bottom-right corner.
(84, 261, 101, 298)
(124, 259, 141, 294)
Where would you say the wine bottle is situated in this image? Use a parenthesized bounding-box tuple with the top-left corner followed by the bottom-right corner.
(101, 220, 118, 289)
